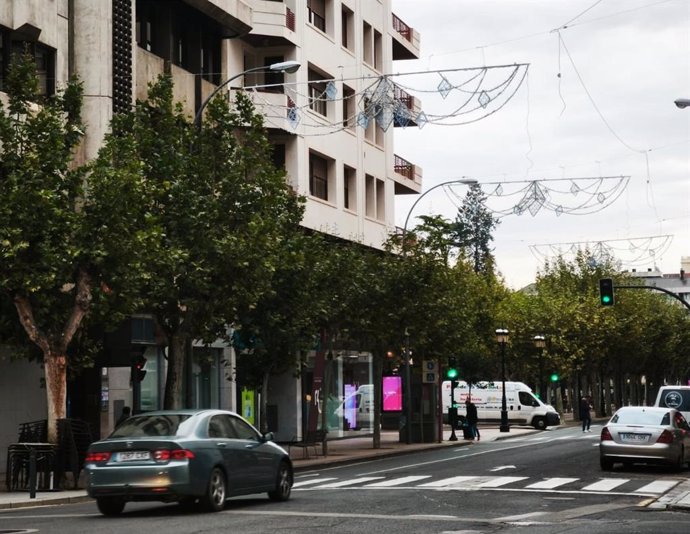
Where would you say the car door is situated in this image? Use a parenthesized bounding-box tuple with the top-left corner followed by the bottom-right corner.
(207, 414, 251, 493)
(227, 415, 277, 490)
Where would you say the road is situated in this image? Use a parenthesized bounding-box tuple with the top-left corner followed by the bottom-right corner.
(2, 424, 689, 533)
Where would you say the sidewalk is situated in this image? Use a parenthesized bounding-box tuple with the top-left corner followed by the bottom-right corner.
(2, 421, 689, 512)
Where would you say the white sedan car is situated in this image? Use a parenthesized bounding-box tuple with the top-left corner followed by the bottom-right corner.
(600, 406, 690, 471)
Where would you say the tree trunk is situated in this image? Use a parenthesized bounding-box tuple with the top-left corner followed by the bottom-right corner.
(372, 352, 382, 450)
(13, 269, 92, 443)
(165, 332, 187, 409)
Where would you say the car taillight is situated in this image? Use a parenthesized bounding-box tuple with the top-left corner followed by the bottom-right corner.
(85, 452, 111, 463)
(657, 430, 675, 444)
(600, 427, 613, 441)
(153, 449, 195, 462)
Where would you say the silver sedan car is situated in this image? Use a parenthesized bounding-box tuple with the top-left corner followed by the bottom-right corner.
(85, 409, 293, 516)
(600, 406, 690, 471)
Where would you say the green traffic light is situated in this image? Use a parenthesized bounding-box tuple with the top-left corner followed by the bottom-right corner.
(601, 295, 611, 304)
(550, 373, 559, 382)
(446, 368, 458, 379)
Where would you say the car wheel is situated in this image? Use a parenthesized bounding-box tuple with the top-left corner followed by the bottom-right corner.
(96, 497, 125, 516)
(533, 417, 546, 430)
(268, 460, 293, 502)
(674, 447, 685, 472)
(201, 467, 226, 512)
(600, 457, 614, 471)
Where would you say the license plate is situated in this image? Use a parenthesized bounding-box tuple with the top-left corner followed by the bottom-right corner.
(620, 433, 650, 443)
(117, 451, 151, 462)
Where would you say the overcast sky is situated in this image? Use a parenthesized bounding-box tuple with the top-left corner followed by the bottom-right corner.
(391, 0, 689, 289)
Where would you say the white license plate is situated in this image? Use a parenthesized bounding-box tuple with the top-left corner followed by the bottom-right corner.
(117, 451, 151, 462)
(620, 433, 650, 443)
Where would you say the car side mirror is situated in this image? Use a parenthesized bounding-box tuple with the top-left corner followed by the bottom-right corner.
(262, 431, 275, 442)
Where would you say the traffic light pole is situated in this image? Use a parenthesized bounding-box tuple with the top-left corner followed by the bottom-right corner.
(614, 284, 690, 311)
(448, 381, 458, 441)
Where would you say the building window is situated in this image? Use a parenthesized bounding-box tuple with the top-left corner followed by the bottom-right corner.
(374, 29, 383, 71)
(341, 5, 354, 52)
(0, 30, 56, 97)
(310, 152, 330, 201)
(363, 21, 373, 66)
(344, 165, 357, 211)
(343, 85, 355, 129)
(271, 143, 286, 170)
(263, 56, 285, 93)
(376, 178, 385, 220)
(365, 174, 375, 218)
(308, 67, 331, 117)
(307, 0, 327, 33)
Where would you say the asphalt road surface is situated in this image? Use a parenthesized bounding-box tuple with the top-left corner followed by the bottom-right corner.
(2, 424, 689, 533)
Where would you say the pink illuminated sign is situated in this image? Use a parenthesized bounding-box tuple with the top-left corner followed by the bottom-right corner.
(382, 376, 403, 412)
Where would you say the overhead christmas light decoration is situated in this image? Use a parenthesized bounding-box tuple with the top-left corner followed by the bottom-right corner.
(244, 63, 529, 136)
(443, 176, 630, 218)
(528, 235, 674, 269)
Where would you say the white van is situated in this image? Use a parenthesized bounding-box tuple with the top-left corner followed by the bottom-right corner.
(442, 380, 561, 430)
(654, 385, 690, 421)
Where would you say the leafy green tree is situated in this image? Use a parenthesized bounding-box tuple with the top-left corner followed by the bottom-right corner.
(0, 52, 155, 441)
(108, 76, 305, 408)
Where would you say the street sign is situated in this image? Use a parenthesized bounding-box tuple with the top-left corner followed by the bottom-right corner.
(422, 360, 438, 383)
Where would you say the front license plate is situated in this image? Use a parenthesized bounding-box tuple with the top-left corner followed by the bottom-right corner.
(620, 433, 650, 443)
(117, 451, 151, 462)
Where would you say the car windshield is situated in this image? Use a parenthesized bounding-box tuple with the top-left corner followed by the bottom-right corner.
(110, 414, 192, 438)
(611, 410, 669, 426)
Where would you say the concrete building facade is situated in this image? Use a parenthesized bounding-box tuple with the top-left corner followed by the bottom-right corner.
(0, 0, 422, 478)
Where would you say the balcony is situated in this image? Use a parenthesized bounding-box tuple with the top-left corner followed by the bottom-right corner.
(183, 0, 252, 37)
(242, 1, 298, 47)
(392, 154, 422, 195)
(393, 85, 422, 128)
(392, 13, 420, 60)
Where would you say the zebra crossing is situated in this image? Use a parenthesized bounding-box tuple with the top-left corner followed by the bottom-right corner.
(293, 474, 681, 497)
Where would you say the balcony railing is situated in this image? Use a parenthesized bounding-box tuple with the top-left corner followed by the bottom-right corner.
(286, 7, 295, 31)
(394, 155, 414, 180)
(392, 13, 411, 41)
(394, 85, 413, 111)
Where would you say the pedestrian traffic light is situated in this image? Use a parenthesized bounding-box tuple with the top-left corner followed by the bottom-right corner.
(599, 278, 615, 306)
(131, 352, 147, 383)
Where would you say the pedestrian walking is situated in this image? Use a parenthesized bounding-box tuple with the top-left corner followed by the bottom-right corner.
(580, 396, 592, 432)
(465, 398, 480, 441)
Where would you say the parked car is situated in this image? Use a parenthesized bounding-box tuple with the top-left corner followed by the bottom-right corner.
(599, 406, 690, 471)
(85, 409, 293, 516)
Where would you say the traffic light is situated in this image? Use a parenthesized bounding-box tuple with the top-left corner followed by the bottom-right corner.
(599, 278, 615, 306)
(131, 351, 147, 383)
(446, 356, 459, 381)
(550, 373, 559, 382)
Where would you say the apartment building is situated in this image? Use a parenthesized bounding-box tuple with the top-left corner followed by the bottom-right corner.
(0, 0, 422, 468)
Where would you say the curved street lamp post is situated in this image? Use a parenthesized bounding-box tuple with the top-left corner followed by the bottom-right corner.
(496, 328, 510, 433)
(193, 60, 301, 129)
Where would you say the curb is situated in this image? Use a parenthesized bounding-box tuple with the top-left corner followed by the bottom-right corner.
(0, 494, 93, 510)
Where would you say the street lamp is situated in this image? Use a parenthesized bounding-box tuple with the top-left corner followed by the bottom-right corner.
(401, 178, 479, 252)
(533, 335, 545, 402)
(495, 328, 510, 433)
(674, 98, 690, 109)
(193, 60, 301, 129)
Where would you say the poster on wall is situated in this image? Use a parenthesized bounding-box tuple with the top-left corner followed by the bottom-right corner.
(382, 375, 402, 412)
(242, 388, 255, 424)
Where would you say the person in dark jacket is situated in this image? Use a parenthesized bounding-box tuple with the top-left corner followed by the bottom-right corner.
(580, 396, 592, 432)
(465, 398, 480, 441)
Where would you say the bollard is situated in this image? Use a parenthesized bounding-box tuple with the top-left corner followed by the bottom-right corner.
(29, 447, 37, 499)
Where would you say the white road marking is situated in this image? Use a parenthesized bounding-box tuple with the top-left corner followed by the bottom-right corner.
(634, 479, 680, 494)
(318, 476, 384, 488)
(365, 475, 431, 487)
(525, 477, 578, 489)
(419, 476, 478, 487)
(474, 476, 528, 488)
(495, 511, 548, 521)
(581, 478, 629, 492)
(490, 465, 516, 471)
(292, 477, 338, 488)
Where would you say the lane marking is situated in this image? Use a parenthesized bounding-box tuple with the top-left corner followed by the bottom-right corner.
(490, 465, 516, 472)
(293, 477, 338, 488)
(581, 478, 629, 492)
(495, 511, 548, 521)
(318, 476, 384, 488)
(634, 480, 680, 494)
(419, 476, 478, 487)
(475, 476, 528, 488)
(525, 478, 578, 489)
(365, 475, 431, 487)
